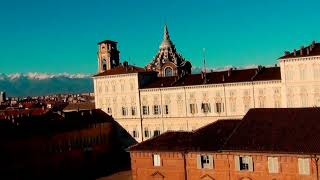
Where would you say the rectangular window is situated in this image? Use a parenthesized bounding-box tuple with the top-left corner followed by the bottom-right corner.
(190, 104, 197, 114)
(197, 154, 214, 169)
(301, 95, 308, 107)
(132, 129, 139, 138)
(122, 107, 128, 116)
(131, 106, 136, 116)
(235, 156, 253, 171)
(300, 68, 306, 80)
(142, 106, 149, 115)
(298, 158, 310, 175)
(153, 130, 161, 137)
(107, 107, 112, 114)
(215, 102, 224, 113)
(164, 105, 169, 114)
(314, 66, 320, 80)
(259, 99, 265, 108)
(230, 99, 236, 113)
(287, 96, 294, 107)
(144, 128, 150, 138)
(153, 154, 161, 166)
(153, 105, 161, 115)
(268, 157, 279, 173)
(201, 103, 211, 113)
(274, 100, 281, 108)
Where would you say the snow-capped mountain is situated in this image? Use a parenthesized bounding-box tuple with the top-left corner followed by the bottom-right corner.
(0, 73, 93, 97)
(191, 64, 260, 74)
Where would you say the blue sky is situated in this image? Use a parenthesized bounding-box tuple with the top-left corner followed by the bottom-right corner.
(0, 0, 320, 74)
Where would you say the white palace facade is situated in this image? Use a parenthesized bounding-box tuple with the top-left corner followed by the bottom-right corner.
(93, 25, 320, 142)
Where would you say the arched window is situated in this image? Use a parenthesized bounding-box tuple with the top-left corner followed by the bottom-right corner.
(164, 67, 173, 77)
(102, 59, 107, 71)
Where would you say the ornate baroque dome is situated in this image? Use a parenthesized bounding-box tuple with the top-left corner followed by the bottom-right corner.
(146, 25, 192, 77)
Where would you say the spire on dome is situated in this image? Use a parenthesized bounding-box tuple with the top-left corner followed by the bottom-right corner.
(160, 24, 173, 49)
(163, 24, 170, 40)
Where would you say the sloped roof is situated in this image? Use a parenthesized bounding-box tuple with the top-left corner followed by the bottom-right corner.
(128, 119, 241, 152)
(0, 109, 114, 140)
(93, 64, 148, 77)
(141, 66, 281, 89)
(128, 131, 192, 151)
(279, 42, 320, 59)
(223, 108, 320, 154)
(63, 102, 95, 112)
(130, 108, 320, 155)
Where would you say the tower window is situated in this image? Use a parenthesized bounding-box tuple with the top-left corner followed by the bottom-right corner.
(164, 67, 173, 77)
(102, 59, 107, 71)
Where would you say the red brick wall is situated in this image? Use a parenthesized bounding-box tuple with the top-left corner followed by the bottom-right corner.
(131, 151, 186, 180)
(131, 151, 320, 180)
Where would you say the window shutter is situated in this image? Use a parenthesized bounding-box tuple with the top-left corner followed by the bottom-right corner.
(268, 157, 273, 173)
(196, 154, 202, 169)
(274, 157, 279, 173)
(298, 158, 303, 175)
(305, 159, 310, 175)
(248, 156, 254, 172)
(234, 156, 240, 171)
(208, 155, 214, 169)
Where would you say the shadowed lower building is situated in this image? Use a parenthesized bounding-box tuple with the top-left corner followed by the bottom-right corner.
(0, 109, 136, 179)
(129, 108, 320, 180)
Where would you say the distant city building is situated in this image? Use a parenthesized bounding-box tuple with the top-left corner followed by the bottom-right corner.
(93, 25, 320, 142)
(0, 91, 6, 103)
(129, 108, 320, 180)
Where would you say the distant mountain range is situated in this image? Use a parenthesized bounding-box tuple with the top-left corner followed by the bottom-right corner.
(0, 73, 93, 97)
(0, 65, 263, 97)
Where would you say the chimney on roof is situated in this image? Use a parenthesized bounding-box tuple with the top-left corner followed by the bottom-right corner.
(123, 61, 128, 67)
(300, 46, 304, 56)
(228, 68, 232, 77)
(284, 51, 290, 56)
(312, 40, 316, 46)
(307, 47, 310, 55)
(293, 49, 297, 56)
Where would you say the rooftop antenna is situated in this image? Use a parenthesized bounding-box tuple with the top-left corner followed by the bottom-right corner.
(202, 48, 207, 83)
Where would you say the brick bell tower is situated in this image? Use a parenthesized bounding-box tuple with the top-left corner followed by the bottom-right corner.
(97, 40, 120, 73)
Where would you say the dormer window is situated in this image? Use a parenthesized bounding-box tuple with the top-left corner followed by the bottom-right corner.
(164, 67, 173, 77)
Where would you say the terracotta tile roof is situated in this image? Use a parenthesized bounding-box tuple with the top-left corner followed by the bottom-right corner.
(93, 64, 149, 77)
(223, 108, 320, 154)
(0, 109, 114, 139)
(128, 119, 241, 152)
(279, 42, 320, 59)
(191, 120, 241, 151)
(63, 102, 95, 112)
(129, 131, 192, 151)
(0, 108, 46, 119)
(130, 108, 320, 154)
(141, 66, 280, 89)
